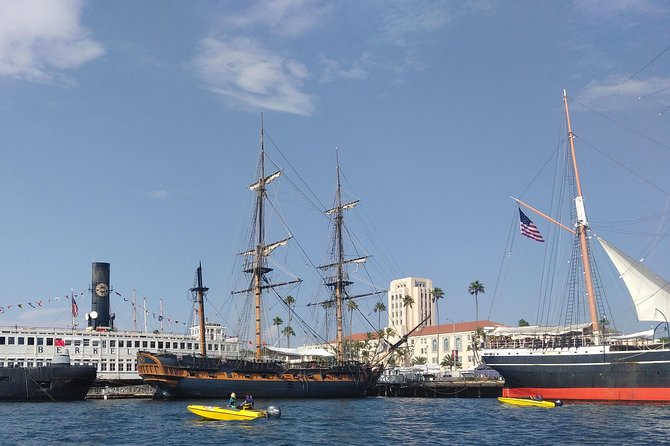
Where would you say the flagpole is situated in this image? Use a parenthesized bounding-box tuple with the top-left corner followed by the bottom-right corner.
(132, 289, 137, 332)
(71, 289, 76, 330)
(511, 197, 575, 234)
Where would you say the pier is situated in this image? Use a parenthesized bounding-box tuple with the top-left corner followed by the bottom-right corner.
(368, 376, 503, 398)
(87, 384, 154, 399)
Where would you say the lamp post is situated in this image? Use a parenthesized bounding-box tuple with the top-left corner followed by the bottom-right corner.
(655, 309, 669, 342)
(445, 318, 456, 370)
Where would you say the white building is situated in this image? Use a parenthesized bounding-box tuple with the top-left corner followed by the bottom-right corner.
(388, 277, 434, 335)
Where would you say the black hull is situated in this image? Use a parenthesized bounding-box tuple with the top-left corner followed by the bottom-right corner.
(0, 364, 97, 402)
(138, 352, 380, 399)
(482, 346, 670, 401)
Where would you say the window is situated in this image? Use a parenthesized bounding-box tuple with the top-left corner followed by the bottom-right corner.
(455, 337, 462, 350)
(110, 340, 116, 348)
(443, 338, 450, 351)
(37, 337, 43, 346)
(8, 337, 15, 345)
(431, 339, 437, 353)
(17, 337, 25, 345)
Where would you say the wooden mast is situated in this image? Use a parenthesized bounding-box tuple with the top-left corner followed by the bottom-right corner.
(334, 154, 345, 363)
(254, 118, 266, 361)
(563, 90, 601, 335)
(190, 262, 209, 357)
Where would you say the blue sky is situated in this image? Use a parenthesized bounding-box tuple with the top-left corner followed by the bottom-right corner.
(1, 0, 669, 341)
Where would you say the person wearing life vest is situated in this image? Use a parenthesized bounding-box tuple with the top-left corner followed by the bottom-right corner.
(228, 392, 237, 408)
(241, 394, 254, 409)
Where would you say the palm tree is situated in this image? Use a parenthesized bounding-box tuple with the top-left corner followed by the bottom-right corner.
(402, 294, 414, 330)
(282, 325, 295, 347)
(412, 356, 427, 365)
(440, 354, 461, 371)
(468, 281, 485, 359)
(347, 300, 359, 334)
(373, 301, 386, 330)
(431, 287, 444, 369)
(272, 316, 283, 348)
(284, 295, 295, 347)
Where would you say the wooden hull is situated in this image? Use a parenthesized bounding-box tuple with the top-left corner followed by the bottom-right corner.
(138, 351, 381, 399)
(187, 404, 267, 421)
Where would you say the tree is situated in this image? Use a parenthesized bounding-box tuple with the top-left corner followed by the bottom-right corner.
(373, 301, 387, 330)
(402, 295, 415, 329)
(284, 295, 295, 347)
(431, 287, 444, 370)
(347, 300, 359, 334)
(468, 280, 485, 360)
(518, 318, 530, 327)
(272, 316, 283, 347)
(412, 356, 427, 365)
(440, 354, 461, 371)
(468, 281, 485, 329)
(282, 325, 295, 347)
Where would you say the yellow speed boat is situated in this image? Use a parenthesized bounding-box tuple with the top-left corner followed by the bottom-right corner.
(497, 397, 558, 408)
(187, 404, 281, 421)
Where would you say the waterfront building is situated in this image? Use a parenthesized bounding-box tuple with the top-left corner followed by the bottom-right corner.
(345, 320, 505, 372)
(388, 277, 434, 336)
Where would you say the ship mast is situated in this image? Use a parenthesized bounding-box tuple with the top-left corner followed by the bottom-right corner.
(563, 90, 601, 335)
(334, 157, 345, 361)
(190, 262, 209, 357)
(319, 151, 368, 363)
(253, 122, 267, 360)
(234, 116, 299, 360)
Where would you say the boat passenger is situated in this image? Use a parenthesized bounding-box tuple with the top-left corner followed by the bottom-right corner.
(228, 392, 237, 408)
(242, 394, 254, 409)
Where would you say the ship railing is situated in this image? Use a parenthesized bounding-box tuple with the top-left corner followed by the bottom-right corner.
(485, 334, 596, 350)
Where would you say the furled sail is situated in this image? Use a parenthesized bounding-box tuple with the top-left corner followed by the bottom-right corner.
(599, 238, 670, 322)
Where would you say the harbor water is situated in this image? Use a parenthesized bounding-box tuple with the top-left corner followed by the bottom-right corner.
(3, 397, 668, 445)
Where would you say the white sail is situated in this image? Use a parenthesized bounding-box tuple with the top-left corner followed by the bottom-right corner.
(598, 237, 670, 322)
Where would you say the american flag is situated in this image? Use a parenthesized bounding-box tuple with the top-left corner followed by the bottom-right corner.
(519, 209, 544, 242)
(71, 297, 79, 318)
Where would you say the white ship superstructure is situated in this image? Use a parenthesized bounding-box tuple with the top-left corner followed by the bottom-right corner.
(0, 323, 240, 383)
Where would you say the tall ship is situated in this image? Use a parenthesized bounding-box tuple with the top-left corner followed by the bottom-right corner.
(138, 123, 401, 398)
(0, 262, 240, 387)
(482, 91, 670, 403)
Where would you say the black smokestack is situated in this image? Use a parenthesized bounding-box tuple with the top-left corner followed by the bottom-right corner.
(91, 262, 111, 328)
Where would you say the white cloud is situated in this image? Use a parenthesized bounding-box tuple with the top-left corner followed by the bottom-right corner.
(377, 0, 452, 46)
(146, 190, 169, 200)
(218, 0, 330, 37)
(573, 0, 664, 16)
(579, 77, 670, 111)
(193, 37, 314, 116)
(0, 0, 104, 83)
(319, 53, 371, 83)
